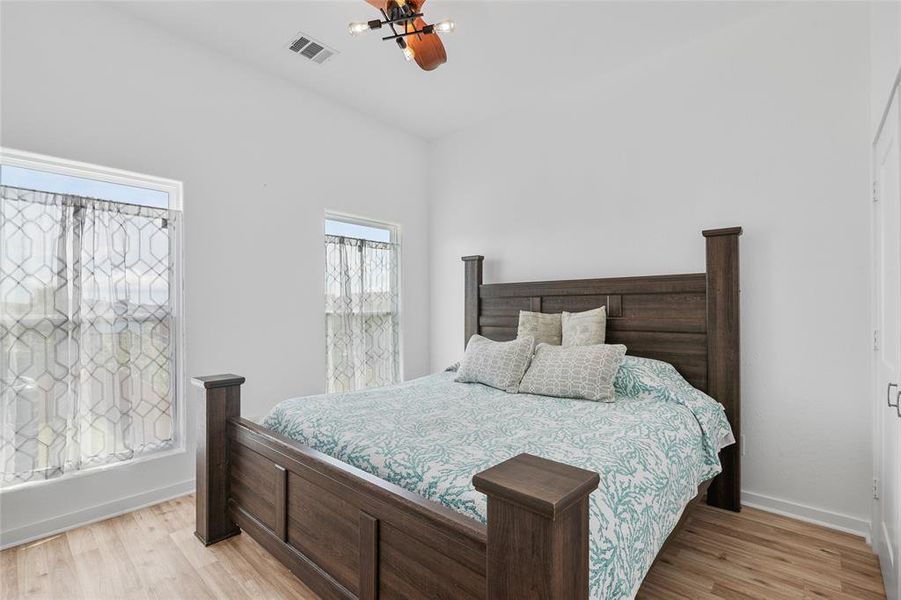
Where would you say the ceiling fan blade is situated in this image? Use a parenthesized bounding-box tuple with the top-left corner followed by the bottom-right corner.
(364, 0, 426, 11)
(406, 17, 446, 71)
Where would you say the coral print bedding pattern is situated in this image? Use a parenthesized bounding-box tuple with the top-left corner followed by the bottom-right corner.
(614, 355, 736, 460)
(263, 356, 733, 599)
(518, 343, 627, 402)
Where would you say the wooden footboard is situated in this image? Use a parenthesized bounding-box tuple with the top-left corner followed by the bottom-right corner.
(193, 375, 600, 600)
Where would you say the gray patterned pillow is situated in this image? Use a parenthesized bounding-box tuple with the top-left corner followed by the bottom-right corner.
(562, 306, 607, 346)
(519, 343, 627, 402)
(517, 311, 562, 346)
(455, 335, 535, 393)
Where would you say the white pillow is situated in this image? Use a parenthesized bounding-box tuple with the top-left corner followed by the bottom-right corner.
(562, 306, 607, 346)
(455, 335, 535, 393)
(519, 343, 627, 402)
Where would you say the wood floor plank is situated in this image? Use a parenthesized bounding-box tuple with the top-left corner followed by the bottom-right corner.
(672, 528, 846, 590)
(670, 545, 808, 597)
(68, 548, 105, 600)
(0, 495, 886, 600)
(15, 537, 50, 599)
(63, 526, 98, 558)
(43, 535, 80, 600)
(90, 516, 149, 599)
(194, 561, 252, 600)
(1, 545, 18, 600)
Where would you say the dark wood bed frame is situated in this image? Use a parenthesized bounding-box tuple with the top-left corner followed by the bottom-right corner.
(193, 226, 742, 600)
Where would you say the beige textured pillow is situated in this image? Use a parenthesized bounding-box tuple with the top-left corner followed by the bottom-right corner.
(519, 343, 627, 402)
(517, 311, 562, 346)
(455, 335, 535, 393)
(562, 306, 607, 347)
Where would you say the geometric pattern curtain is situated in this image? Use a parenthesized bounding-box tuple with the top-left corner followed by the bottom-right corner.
(325, 234, 400, 393)
(0, 186, 177, 487)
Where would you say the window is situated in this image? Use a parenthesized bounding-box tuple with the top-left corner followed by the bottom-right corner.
(324, 215, 400, 393)
(0, 149, 184, 489)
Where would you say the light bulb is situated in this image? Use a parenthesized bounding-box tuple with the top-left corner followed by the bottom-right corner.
(403, 46, 416, 62)
(432, 19, 455, 34)
(348, 22, 370, 36)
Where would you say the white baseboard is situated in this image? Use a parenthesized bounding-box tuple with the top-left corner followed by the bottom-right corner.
(0, 483, 871, 551)
(0, 479, 195, 550)
(741, 490, 871, 542)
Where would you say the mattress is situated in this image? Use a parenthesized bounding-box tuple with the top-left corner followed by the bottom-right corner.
(263, 363, 732, 599)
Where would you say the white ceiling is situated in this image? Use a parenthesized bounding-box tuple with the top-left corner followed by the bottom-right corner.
(114, 1, 776, 139)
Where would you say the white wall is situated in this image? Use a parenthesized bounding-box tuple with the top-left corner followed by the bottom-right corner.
(870, 1, 901, 138)
(0, 1, 429, 546)
(428, 3, 873, 532)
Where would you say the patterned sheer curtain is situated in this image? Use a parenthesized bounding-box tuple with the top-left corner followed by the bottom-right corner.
(0, 186, 177, 487)
(325, 234, 400, 393)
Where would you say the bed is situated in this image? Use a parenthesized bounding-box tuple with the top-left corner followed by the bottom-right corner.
(192, 226, 742, 600)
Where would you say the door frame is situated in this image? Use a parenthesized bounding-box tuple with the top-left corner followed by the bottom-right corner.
(871, 73, 901, 600)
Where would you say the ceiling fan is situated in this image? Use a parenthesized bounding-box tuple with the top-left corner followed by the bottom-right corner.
(348, 0, 454, 71)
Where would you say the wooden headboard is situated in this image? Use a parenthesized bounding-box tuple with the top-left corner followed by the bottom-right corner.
(462, 226, 742, 512)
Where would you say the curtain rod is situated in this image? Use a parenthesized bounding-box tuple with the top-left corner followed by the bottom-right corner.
(1, 184, 174, 215)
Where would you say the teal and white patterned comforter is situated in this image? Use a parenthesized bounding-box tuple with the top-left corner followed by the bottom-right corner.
(263, 356, 733, 599)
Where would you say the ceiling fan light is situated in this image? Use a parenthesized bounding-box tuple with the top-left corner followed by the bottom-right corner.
(432, 19, 455, 34)
(348, 22, 370, 36)
(403, 45, 416, 62)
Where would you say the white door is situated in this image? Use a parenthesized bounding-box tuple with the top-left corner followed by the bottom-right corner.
(874, 83, 901, 600)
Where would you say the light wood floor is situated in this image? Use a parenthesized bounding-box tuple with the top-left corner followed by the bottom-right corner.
(1, 495, 885, 600)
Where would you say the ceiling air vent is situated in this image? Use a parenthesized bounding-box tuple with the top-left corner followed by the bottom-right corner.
(287, 32, 337, 65)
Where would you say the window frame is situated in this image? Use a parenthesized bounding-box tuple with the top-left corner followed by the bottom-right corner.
(323, 211, 404, 386)
(0, 147, 187, 492)
(324, 212, 397, 244)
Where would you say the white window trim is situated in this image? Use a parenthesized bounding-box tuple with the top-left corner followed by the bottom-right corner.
(324, 210, 404, 383)
(0, 147, 187, 493)
(1, 148, 183, 210)
(325, 210, 398, 243)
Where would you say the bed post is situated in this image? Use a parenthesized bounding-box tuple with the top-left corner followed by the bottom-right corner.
(702, 227, 742, 512)
(192, 374, 245, 545)
(473, 453, 600, 600)
(462, 255, 484, 348)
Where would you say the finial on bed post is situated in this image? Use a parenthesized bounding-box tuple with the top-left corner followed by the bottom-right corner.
(702, 227, 742, 512)
(462, 255, 484, 348)
(473, 453, 600, 599)
(192, 374, 245, 545)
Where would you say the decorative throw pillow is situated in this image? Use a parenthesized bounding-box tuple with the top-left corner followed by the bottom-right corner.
(517, 311, 562, 346)
(519, 343, 626, 402)
(455, 335, 535, 393)
(562, 306, 607, 346)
